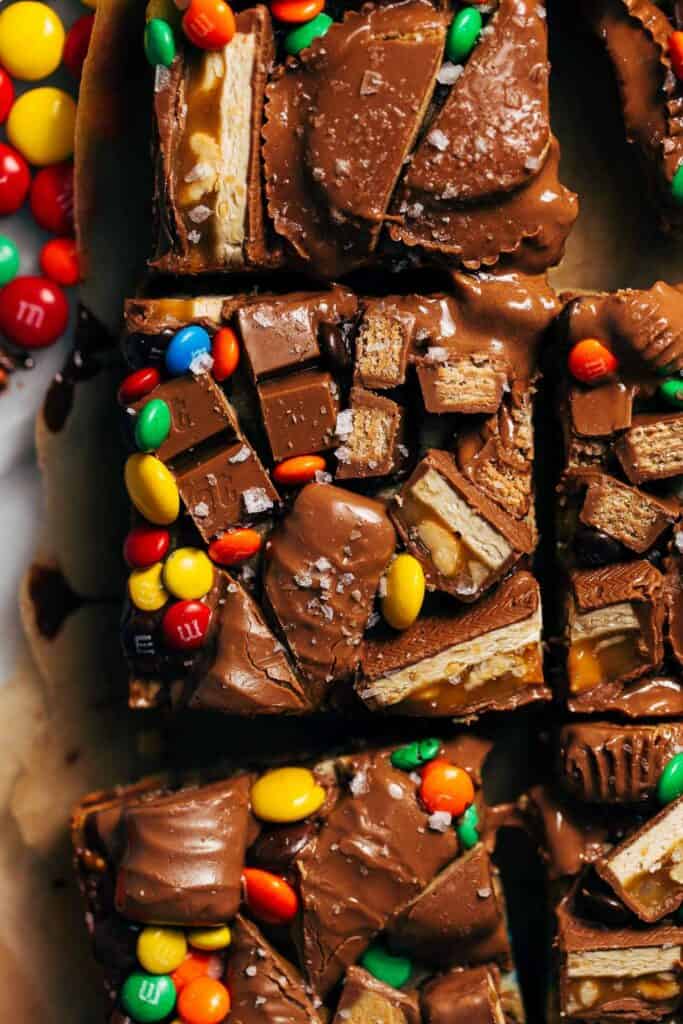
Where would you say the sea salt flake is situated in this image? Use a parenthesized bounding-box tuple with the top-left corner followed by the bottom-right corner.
(428, 811, 453, 832)
(427, 128, 449, 151)
(193, 502, 209, 518)
(188, 204, 212, 223)
(229, 445, 251, 464)
(349, 770, 369, 796)
(242, 487, 273, 514)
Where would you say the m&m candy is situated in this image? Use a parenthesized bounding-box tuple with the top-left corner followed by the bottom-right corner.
(119, 367, 161, 405)
(251, 767, 326, 823)
(0, 143, 30, 215)
(135, 397, 172, 451)
(128, 562, 169, 612)
(30, 162, 74, 233)
(171, 952, 219, 993)
(176, 977, 231, 1024)
(270, 0, 324, 23)
(162, 599, 211, 650)
(361, 944, 412, 988)
(182, 0, 235, 48)
(567, 338, 618, 385)
(144, 17, 176, 66)
(284, 12, 331, 55)
(166, 324, 211, 375)
(457, 802, 480, 849)
(670, 31, 683, 80)
(272, 454, 326, 486)
(208, 528, 262, 566)
(0, 275, 68, 349)
(125, 453, 180, 525)
(0, 2, 65, 81)
(0, 235, 20, 286)
(381, 553, 425, 630)
(124, 525, 171, 568)
(659, 377, 683, 409)
(211, 326, 239, 381)
(419, 759, 474, 818)
(187, 926, 231, 951)
(163, 547, 214, 600)
(121, 972, 176, 1023)
(63, 12, 94, 78)
(658, 752, 683, 805)
(391, 738, 441, 772)
(137, 927, 188, 975)
(7, 88, 77, 165)
(242, 868, 298, 924)
(39, 237, 80, 287)
(446, 6, 482, 63)
(0, 68, 14, 123)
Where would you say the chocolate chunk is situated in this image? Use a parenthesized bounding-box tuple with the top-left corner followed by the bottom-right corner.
(391, 450, 533, 602)
(130, 372, 239, 463)
(616, 413, 683, 483)
(188, 573, 309, 715)
(596, 796, 683, 923)
(358, 572, 546, 715)
(575, 870, 636, 929)
(421, 965, 505, 1024)
(175, 438, 278, 542)
(258, 369, 340, 461)
(388, 845, 511, 969)
(558, 721, 683, 804)
(263, 2, 447, 277)
(557, 882, 683, 1021)
(332, 967, 421, 1024)
(525, 786, 610, 882)
(570, 379, 635, 438)
(226, 915, 323, 1024)
(264, 483, 396, 704)
(152, 7, 277, 273)
(335, 387, 404, 480)
(416, 354, 508, 415)
(236, 288, 357, 382)
(294, 747, 459, 997)
(579, 475, 676, 554)
(115, 776, 250, 925)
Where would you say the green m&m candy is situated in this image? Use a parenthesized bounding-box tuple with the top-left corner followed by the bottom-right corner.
(144, 18, 176, 68)
(135, 398, 171, 452)
(457, 802, 480, 849)
(657, 752, 683, 805)
(659, 377, 683, 409)
(0, 235, 19, 286)
(446, 6, 482, 63)
(672, 164, 683, 205)
(361, 944, 412, 988)
(284, 13, 333, 56)
(391, 737, 441, 772)
(121, 972, 176, 1023)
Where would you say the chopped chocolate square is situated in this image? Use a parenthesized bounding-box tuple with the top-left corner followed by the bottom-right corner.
(358, 572, 546, 716)
(421, 965, 506, 1024)
(579, 474, 676, 554)
(615, 413, 683, 484)
(115, 776, 250, 925)
(332, 966, 421, 1024)
(391, 450, 533, 601)
(570, 379, 635, 438)
(596, 796, 683, 924)
(264, 483, 396, 704)
(258, 369, 340, 461)
(335, 387, 404, 480)
(174, 438, 278, 542)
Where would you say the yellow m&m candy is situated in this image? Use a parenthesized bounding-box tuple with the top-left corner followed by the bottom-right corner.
(381, 553, 425, 631)
(125, 453, 180, 525)
(137, 927, 187, 974)
(251, 767, 326, 823)
(187, 926, 231, 951)
(163, 547, 214, 600)
(7, 88, 76, 165)
(0, 2, 64, 80)
(128, 563, 168, 612)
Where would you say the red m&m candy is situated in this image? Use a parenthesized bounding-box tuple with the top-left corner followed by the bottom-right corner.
(0, 142, 30, 215)
(162, 599, 211, 650)
(124, 525, 171, 568)
(39, 237, 80, 286)
(567, 338, 618, 385)
(0, 275, 68, 349)
(118, 367, 161, 405)
(0, 68, 14, 123)
(63, 13, 94, 78)
(29, 161, 74, 233)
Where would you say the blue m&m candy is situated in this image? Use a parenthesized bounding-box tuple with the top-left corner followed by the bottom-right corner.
(165, 325, 211, 376)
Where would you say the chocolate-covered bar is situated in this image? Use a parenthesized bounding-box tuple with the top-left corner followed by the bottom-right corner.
(151, 0, 576, 276)
(121, 273, 553, 715)
(551, 282, 683, 716)
(579, 0, 683, 233)
(72, 734, 530, 1023)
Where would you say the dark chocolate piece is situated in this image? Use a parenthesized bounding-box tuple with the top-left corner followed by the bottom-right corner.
(115, 777, 250, 925)
(264, 483, 396, 703)
(358, 572, 546, 716)
(332, 966, 421, 1024)
(258, 369, 340, 461)
(558, 721, 683, 804)
(421, 965, 505, 1024)
(335, 387, 404, 480)
(294, 747, 458, 997)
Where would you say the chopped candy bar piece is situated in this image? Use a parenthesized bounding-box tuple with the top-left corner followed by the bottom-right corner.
(421, 965, 506, 1024)
(416, 354, 508, 415)
(615, 413, 683, 484)
(335, 387, 404, 480)
(331, 966, 420, 1024)
(579, 474, 676, 554)
(258, 369, 340, 461)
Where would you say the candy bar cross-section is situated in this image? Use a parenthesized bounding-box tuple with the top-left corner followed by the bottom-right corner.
(147, 0, 577, 277)
(119, 273, 555, 716)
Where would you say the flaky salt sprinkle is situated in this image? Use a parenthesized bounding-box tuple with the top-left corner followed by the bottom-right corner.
(388, 782, 404, 799)
(229, 445, 251, 464)
(242, 487, 273, 515)
(190, 351, 214, 375)
(154, 65, 171, 92)
(245, 965, 257, 977)
(193, 502, 210, 518)
(188, 204, 212, 224)
(436, 62, 463, 86)
(335, 409, 354, 438)
(349, 770, 369, 796)
(427, 128, 449, 151)
(428, 810, 453, 832)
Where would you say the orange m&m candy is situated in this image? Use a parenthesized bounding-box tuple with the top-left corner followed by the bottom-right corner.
(208, 528, 262, 566)
(567, 338, 618, 385)
(670, 31, 683, 80)
(272, 454, 326, 486)
(182, 0, 235, 48)
(211, 326, 240, 381)
(242, 867, 299, 924)
(419, 759, 474, 818)
(270, 0, 325, 23)
(177, 977, 231, 1024)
